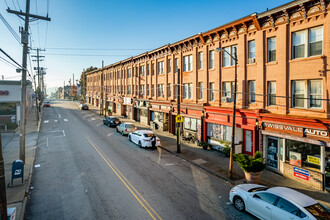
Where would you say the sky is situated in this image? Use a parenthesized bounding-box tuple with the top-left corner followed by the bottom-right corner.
(0, 0, 292, 94)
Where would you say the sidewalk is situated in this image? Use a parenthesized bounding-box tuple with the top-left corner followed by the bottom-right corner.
(1, 107, 39, 220)
(85, 103, 330, 208)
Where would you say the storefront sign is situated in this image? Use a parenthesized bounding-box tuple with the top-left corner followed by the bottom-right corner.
(0, 90, 9, 95)
(290, 151, 302, 167)
(263, 122, 329, 140)
(307, 155, 320, 166)
(293, 167, 309, 181)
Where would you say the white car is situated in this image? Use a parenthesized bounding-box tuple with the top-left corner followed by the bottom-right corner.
(128, 130, 160, 148)
(229, 184, 330, 220)
(116, 123, 136, 135)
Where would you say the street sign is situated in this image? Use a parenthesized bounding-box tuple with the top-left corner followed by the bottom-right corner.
(176, 114, 183, 123)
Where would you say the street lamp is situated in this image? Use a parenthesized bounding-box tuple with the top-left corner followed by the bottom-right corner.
(215, 47, 238, 179)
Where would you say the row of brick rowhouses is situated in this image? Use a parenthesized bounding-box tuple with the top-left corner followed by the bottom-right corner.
(86, 0, 330, 191)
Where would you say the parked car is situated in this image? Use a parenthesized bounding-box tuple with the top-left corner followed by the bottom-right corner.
(79, 104, 89, 110)
(116, 123, 136, 135)
(128, 130, 160, 148)
(43, 102, 50, 107)
(229, 184, 330, 220)
(103, 116, 121, 127)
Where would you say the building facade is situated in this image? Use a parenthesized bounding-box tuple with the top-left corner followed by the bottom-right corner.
(86, 0, 330, 191)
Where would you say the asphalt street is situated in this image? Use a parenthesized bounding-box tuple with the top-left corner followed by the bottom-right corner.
(25, 100, 254, 220)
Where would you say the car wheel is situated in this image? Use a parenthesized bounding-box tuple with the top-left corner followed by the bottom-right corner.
(108, 123, 111, 127)
(128, 135, 132, 142)
(138, 141, 142, 148)
(233, 196, 245, 212)
(116, 128, 119, 132)
(121, 131, 124, 136)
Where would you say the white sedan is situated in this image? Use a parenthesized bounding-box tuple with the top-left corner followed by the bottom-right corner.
(229, 184, 330, 220)
(128, 130, 160, 148)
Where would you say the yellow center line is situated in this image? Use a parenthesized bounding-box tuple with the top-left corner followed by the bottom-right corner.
(86, 136, 162, 220)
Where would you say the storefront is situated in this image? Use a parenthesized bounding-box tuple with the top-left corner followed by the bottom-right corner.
(123, 97, 133, 119)
(204, 107, 259, 155)
(149, 101, 171, 131)
(171, 103, 204, 144)
(106, 97, 114, 116)
(113, 97, 124, 116)
(133, 99, 149, 125)
(260, 115, 330, 191)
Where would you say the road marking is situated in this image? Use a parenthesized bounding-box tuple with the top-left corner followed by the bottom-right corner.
(107, 132, 114, 137)
(44, 120, 49, 123)
(62, 130, 66, 136)
(165, 163, 174, 166)
(96, 123, 103, 127)
(47, 138, 49, 147)
(58, 114, 61, 118)
(54, 120, 58, 123)
(64, 119, 68, 122)
(86, 137, 162, 220)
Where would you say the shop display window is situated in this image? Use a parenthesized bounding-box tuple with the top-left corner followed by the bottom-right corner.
(0, 103, 16, 115)
(285, 140, 320, 170)
(207, 123, 232, 142)
(184, 117, 197, 131)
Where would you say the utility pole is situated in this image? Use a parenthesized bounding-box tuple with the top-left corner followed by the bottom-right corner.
(7, 0, 50, 163)
(33, 75, 39, 122)
(32, 48, 45, 112)
(72, 74, 75, 101)
(63, 81, 65, 99)
(177, 68, 181, 153)
(0, 133, 8, 219)
(100, 61, 104, 116)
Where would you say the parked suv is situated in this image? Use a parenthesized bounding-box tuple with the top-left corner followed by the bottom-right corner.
(103, 116, 121, 127)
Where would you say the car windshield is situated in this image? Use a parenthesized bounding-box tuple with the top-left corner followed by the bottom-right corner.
(143, 133, 153, 137)
(305, 203, 330, 219)
(248, 187, 269, 192)
(125, 124, 134, 128)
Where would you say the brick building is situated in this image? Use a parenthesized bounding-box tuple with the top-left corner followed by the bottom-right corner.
(86, 0, 330, 191)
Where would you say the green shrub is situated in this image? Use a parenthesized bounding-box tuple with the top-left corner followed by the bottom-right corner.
(234, 151, 266, 173)
(199, 141, 209, 150)
(223, 146, 230, 157)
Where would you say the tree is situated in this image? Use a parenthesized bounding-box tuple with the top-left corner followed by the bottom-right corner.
(80, 66, 97, 102)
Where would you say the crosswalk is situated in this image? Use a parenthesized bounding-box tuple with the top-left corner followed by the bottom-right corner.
(44, 119, 69, 123)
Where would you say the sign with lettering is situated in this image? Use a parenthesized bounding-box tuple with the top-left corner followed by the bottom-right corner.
(263, 122, 329, 141)
(307, 155, 320, 166)
(176, 114, 183, 123)
(293, 167, 309, 181)
(0, 90, 9, 95)
(290, 151, 302, 167)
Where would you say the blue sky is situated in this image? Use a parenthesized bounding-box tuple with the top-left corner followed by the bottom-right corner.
(0, 0, 291, 92)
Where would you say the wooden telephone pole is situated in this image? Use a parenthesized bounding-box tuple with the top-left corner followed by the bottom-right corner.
(7, 0, 50, 163)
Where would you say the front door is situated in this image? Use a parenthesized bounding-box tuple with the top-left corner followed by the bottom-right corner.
(243, 130, 253, 156)
(267, 137, 279, 170)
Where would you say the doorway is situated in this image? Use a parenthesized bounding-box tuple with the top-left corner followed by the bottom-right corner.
(267, 137, 279, 170)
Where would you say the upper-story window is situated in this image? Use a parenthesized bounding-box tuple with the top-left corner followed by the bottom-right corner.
(209, 50, 214, 69)
(152, 63, 155, 75)
(222, 82, 233, 102)
(248, 41, 255, 64)
(117, 70, 121, 79)
(127, 69, 131, 78)
(147, 84, 149, 96)
(268, 81, 276, 106)
(248, 80, 256, 103)
(223, 45, 237, 67)
(147, 64, 149, 75)
(168, 83, 171, 97)
(198, 82, 203, 99)
(140, 85, 145, 96)
(151, 84, 155, 97)
(209, 82, 215, 101)
(168, 59, 171, 73)
(292, 79, 322, 109)
(198, 52, 203, 69)
(140, 65, 145, 76)
(183, 55, 193, 72)
(158, 61, 164, 75)
(268, 37, 276, 62)
(158, 84, 164, 97)
(292, 26, 323, 59)
(175, 58, 178, 73)
(127, 85, 131, 94)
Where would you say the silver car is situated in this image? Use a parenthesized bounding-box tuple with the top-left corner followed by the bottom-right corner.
(116, 123, 136, 135)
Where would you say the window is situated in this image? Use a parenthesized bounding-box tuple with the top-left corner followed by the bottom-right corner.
(248, 41, 255, 63)
(268, 81, 276, 106)
(140, 65, 145, 76)
(184, 117, 198, 131)
(249, 81, 255, 103)
(135, 85, 138, 96)
(188, 83, 192, 99)
(253, 192, 278, 205)
(207, 123, 231, 141)
(292, 26, 323, 59)
(140, 85, 145, 96)
(292, 79, 322, 109)
(147, 64, 149, 75)
(268, 37, 276, 62)
(175, 58, 178, 73)
(198, 82, 203, 99)
(183, 84, 188, 99)
(158, 84, 164, 97)
(222, 82, 233, 102)
(151, 85, 154, 97)
(209, 82, 214, 101)
(276, 198, 305, 218)
(209, 50, 214, 69)
(168, 59, 171, 73)
(147, 84, 149, 96)
(158, 61, 164, 75)
(168, 83, 171, 97)
(117, 70, 121, 79)
(183, 55, 193, 72)
(222, 45, 237, 67)
(198, 52, 203, 69)
(152, 63, 155, 75)
(128, 69, 131, 78)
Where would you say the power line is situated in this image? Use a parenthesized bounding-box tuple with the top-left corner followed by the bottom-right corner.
(0, 12, 22, 45)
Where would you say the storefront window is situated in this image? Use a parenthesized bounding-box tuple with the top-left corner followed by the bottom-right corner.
(154, 112, 164, 122)
(141, 109, 148, 117)
(184, 117, 197, 131)
(207, 123, 232, 142)
(0, 103, 16, 115)
(286, 140, 320, 170)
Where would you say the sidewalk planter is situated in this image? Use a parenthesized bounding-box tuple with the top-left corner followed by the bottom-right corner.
(234, 151, 266, 184)
(199, 141, 209, 150)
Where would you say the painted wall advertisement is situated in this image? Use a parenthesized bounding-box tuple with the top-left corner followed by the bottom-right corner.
(289, 151, 302, 167)
(293, 167, 309, 181)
